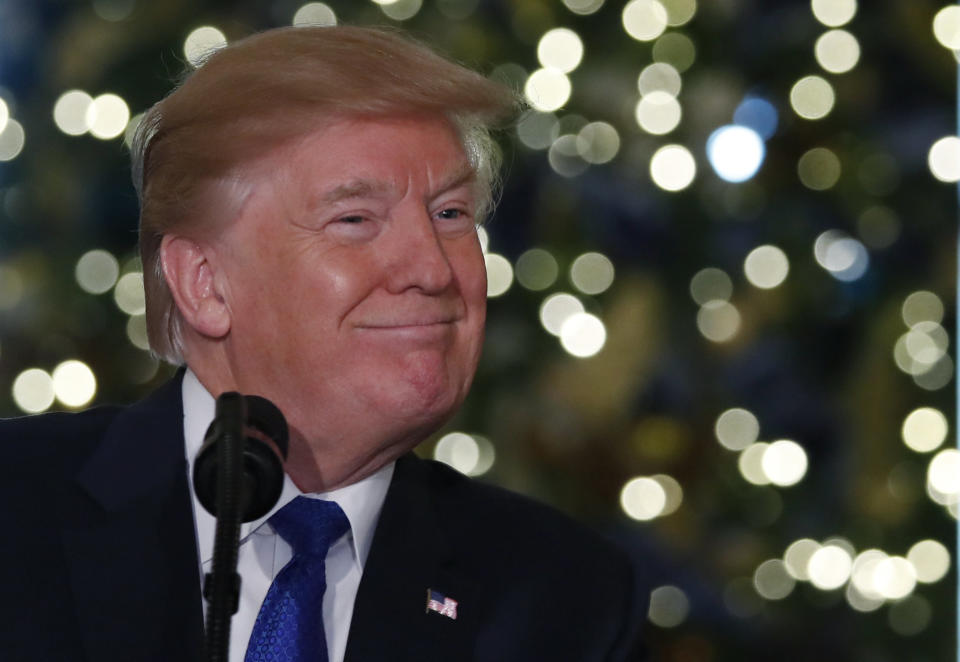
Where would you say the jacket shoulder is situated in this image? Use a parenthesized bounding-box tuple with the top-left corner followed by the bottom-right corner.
(0, 406, 124, 481)
(413, 455, 629, 566)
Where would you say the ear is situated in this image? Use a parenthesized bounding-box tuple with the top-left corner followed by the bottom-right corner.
(160, 235, 231, 339)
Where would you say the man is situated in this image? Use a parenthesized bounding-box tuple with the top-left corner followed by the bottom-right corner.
(1, 26, 645, 661)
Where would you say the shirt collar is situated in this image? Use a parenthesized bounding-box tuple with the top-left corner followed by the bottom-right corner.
(182, 368, 393, 572)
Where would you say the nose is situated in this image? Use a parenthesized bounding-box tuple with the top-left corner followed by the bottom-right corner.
(384, 207, 456, 295)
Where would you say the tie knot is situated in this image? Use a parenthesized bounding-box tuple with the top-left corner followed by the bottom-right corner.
(269, 496, 349, 558)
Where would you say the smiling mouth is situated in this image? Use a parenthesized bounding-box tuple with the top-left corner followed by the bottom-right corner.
(358, 321, 455, 330)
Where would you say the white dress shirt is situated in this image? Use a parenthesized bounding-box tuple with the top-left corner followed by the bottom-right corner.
(181, 369, 394, 662)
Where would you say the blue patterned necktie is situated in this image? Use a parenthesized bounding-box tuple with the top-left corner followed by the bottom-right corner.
(245, 496, 350, 662)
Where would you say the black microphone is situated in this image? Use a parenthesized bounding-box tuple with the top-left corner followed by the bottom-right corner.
(193, 392, 290, 522)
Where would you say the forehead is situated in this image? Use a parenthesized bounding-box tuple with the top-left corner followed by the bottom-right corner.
(264, 115, 474, 195)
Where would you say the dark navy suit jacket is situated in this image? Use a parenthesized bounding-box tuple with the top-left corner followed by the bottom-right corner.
(0, 374, 646, 661)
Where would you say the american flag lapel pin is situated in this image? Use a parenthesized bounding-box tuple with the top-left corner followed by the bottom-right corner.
(425, 588, 458, 620)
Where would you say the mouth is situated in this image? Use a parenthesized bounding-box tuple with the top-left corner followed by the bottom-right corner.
(355, 321, 456, 341)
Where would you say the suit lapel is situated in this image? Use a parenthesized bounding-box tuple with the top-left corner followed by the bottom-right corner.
(344, 454, 479, 661)
(62, 372, 204, 662)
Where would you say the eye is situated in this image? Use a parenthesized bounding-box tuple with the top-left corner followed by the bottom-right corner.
(338, 215, 366, 224)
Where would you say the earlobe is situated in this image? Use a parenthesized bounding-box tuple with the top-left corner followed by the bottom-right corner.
(160, 235, 231, 339)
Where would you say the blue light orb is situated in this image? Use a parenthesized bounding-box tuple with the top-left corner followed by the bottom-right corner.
(733, 97, 778, 140)
(706, 125, 765, 183)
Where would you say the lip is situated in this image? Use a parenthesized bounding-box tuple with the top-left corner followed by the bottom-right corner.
(355, 321, 455, 341)
(357, 319, 456, 333)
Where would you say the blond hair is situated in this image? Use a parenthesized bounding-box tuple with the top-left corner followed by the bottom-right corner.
(132, 25, 517, 364)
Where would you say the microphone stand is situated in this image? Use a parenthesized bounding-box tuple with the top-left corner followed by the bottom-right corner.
(193, 393, 289, 662)
(202, 393, 245, 662)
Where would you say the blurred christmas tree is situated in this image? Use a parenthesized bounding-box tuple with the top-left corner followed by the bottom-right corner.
(0, 0, 955, 659)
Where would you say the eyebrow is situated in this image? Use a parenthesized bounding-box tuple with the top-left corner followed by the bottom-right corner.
(318, 179, 392, 206)
(314, 163, 477, 208)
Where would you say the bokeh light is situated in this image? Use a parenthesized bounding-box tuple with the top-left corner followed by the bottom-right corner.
(784, 538, 821, 580)
(648, 585, 689, 627)
(292, 2, 337, 26)
(744, 245, 789, 289)
(635, 91, 682, 134)
(650, 144, 696, 191)
(379, 0, 423, 21)
(807, 544, 853, 590)
(850, 549, 887, 601)
(621, 476, 667, 520)
(540, 293, 585, 336)
(927, 449, 960, 502)
(927, 136, 960, 182)
(932, 5, 960, 49)
(652, 474, 683, 516)
(690, 267, 733, 305)
(888, 595, 932, 636)
(54, 90, 94, 136)
(126, 314, 151, 351)
(559, 312, 607, 357)
(525, 69, 572, 112)
(569, 252, 615, 295)
(734, 96, 778, 140)
(0, 97, 8, 133)
(434, 431, 495, 476)
(814, 230, 869, 282)
(517, 111, 559, 150)
(652, 32, 696, 72)
(761, 440, 808, 487)
(790, 75, 835, 120)
(114, 272, 146, 315)
(697, 300, 741, 342)
(515, 248, 559, 291)
(798, 147, 841, 190)
(75, 249, 120, 295)
(576, 121, 620, 164)
(815, 29, 860, 74)
(183, 26, 227, 67)
(0, 119, 25, 161)
(537, 28, 584, 73)
(548, 135, 589, 178)
(484, 253, 513, 297)
(738, 442, 771, 485)
(622, 0, 669, 42)
(901, 407, 948, 453)
(907, 540, 950, 583)
(858, 205, 901, 249)
(12, 368, 55, 414)
(873, 556, 916, 600)
(706, 125, 765, 182)
(86, 93, 130, 140)
(902, 291, 944, 327)
(479, 228, 490, 253)
(563, 0, 605, 15)
(637, 63, 682, 97)
(52, 360, 97, 408)
(811, 0, 856, 28)
(660, 0, 696, 26)
(754, 559, 796, 600)
(715, 408, 759, 451)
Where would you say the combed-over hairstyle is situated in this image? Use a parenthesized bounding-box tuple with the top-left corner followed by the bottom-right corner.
(132, 25, 518, 364)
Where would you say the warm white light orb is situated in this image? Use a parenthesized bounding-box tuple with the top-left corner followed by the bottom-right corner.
(537, 28, 584, 73)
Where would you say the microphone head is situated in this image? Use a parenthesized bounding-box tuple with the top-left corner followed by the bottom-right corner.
(193, 393, 289, 522)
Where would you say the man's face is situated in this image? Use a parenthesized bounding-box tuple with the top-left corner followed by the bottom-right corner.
(208, 115, 487, 486)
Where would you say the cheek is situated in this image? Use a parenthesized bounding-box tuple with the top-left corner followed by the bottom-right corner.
(455, 243, 488, 311)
